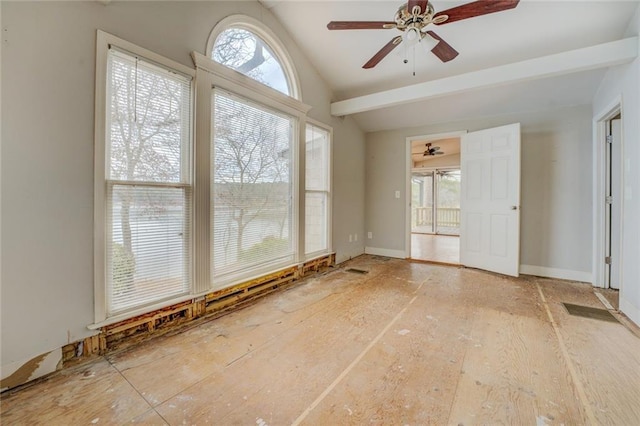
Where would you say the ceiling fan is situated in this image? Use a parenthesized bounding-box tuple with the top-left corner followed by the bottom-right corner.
(327, 0, 520, 69)
(424, 143, 444, 156)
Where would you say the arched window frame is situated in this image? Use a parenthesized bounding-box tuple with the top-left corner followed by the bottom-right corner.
(206, 15, 301, 100)
(191, 15, 331, 296)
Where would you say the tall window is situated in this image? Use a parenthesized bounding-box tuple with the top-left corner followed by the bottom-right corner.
(305, 124, 331, 255)
(211, 89, 295, 283)
(97, 23, 330, 324)
(105, 48, 192, 315)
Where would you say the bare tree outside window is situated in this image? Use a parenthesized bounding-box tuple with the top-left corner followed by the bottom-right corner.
(212, 92, 294, 277)
(107, 51, 190, 310)
(213, 28, 290, 96)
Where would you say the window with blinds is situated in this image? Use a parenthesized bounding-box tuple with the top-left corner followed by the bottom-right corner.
(305, 124, 331, 255)
(105, 48, 192, 315)
(211, 89, 295, 283)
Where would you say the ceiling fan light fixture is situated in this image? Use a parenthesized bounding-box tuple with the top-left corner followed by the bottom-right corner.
(327, 0, 520, 69)
(403, 26, 420, 45)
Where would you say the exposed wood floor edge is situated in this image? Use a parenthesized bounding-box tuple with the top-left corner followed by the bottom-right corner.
(409, 258, 461, 267)
(593, 289, 640, 339)
(593, 290, 615, 310)
(535, 283, 596, 425)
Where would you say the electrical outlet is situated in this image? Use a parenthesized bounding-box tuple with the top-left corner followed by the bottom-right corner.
(354, 233, 358, 241)
(349, 234, 353, 242)
(367, 232, 372, 239)
(395, 190, 400, 199)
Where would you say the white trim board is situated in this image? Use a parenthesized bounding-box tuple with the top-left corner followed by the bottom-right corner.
(331, 37, 638, 116)
(520, 264, 592, 283)
(619, 297, 640, 327)
(364, 247, 406, 259)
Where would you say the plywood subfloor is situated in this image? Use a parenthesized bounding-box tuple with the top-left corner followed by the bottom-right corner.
(2, 256, 640, 425)
(411, 233, 460, 264)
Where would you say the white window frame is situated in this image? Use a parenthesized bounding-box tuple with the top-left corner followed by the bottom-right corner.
(93, 31, 196, 326)
(304, 119, 333, 260)
(92, 22, 333, 328)
(192, 50, 311, 292)
(206, 15, 301, 100)
(210, 88, 299, 287)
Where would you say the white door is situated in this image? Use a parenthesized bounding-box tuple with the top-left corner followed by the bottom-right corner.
(460, 123, 521, 276)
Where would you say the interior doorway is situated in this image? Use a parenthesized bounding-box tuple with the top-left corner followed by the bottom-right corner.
(605, 113, 622, 291)
(593, 106, 622, 310)
(407, 134, 462, 264)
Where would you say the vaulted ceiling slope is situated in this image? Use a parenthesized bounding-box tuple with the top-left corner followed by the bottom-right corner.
(263, 1, 639, 132)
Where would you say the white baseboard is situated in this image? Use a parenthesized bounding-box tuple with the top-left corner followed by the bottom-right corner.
(364, 247, 406, 259)
(619, 296, 640, 327)
(519, 264, 592, 283)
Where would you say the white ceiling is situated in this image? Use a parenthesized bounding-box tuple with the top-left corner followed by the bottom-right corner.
(263, 1, 639, 132)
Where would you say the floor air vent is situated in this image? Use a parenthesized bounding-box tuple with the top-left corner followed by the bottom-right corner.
(562, 303, 618, 323)
(345, 268, 369, 274)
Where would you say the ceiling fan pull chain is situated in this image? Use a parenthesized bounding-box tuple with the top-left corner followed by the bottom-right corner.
(413, 42, 416, 76)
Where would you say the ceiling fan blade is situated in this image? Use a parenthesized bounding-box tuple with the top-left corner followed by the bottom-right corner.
(327, 21, 397, 30)
(430, 146, 440, 151)
(434, 152, 445, 155)
(425, 31, 459, 63)
(363, 36, 402, 69)
(408, 0, 429, 14)
(433, 0, 520, 25)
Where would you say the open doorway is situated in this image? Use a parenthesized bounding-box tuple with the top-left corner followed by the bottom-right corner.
(600, 111, 622, 310)
(408, 134, 461, 264)
(593, 101, 623, 311)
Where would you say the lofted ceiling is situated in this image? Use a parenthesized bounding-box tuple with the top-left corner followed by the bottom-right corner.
(263, 1, 640, 132)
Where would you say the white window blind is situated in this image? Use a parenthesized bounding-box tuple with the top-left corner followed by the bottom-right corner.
(305, 124, 330, 255)
(105, 48, 192, 315)
(211, 89, 295, 283)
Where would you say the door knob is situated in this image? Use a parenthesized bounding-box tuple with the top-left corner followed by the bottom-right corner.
(511, 206, 518, 210)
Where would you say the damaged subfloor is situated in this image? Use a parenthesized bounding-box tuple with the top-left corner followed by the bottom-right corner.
(2, 255, 640, 425)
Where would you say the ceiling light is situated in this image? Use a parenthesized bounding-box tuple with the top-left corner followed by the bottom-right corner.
(404, 26, 419, 44)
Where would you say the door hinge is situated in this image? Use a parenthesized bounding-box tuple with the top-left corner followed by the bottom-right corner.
(606, 196, 613, 204)
(605, 256, 612, 265)
(606, 135, 613, 144)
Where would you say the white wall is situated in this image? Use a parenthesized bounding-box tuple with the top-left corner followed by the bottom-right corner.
(593, 7, 640, 325)
(1, 1, 364, 369)
(366, 105, 593, 279)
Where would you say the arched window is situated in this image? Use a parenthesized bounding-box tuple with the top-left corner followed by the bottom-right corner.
(208, 16, 299, 99)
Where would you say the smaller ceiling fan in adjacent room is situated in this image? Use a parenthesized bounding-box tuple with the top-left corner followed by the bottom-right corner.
(327, 0, 520, 69)
(424, 143, 444, 156)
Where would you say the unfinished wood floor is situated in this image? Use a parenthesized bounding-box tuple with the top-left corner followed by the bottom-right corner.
(2, 255, 640, 425)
